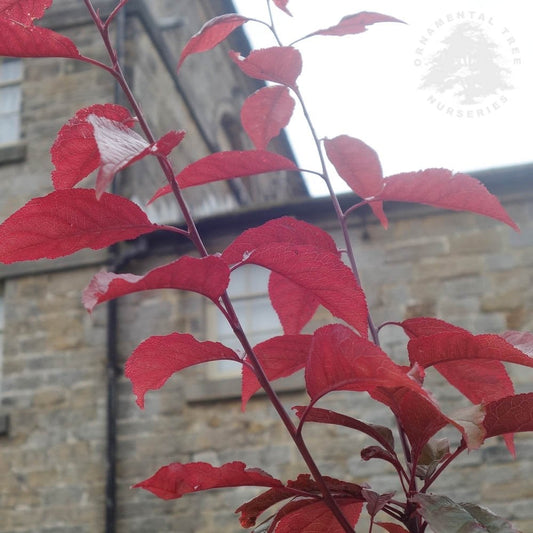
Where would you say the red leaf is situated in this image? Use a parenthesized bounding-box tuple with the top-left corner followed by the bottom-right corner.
(83, 256, 230, 313)
(90, 116, 185, 198)
(269, 273, 319, 334)
(51, 104, 135, 190)
(324, 136, 384, 199)
(177, 14, 249, 70)
(236, 486, 296, 528)
(324, 135, 387, 225)
(237, 474, 364, 529)
(125, 333, 240, 408)
(0, 189, 161, 264)
(408, 331, 533, 396)
(222, 217, 339, 334)
(229, 47, 302, 90)
(241, 85, 295, 150)
(150, 150, 297, 202)
(272, 0, 292, 16)
(407, 330, 523, 453)
(134, 461, 282, 500)
(292, 406, 395, 451)
(287, 473, 364, 498)
(51, 105, 184, 197)
(306, 12, 404, 38)
(237, 245, 368, 337)
(484, 393, 533, 439)
(88, 114, 150, 198)
(0, 0, 81, 58)
(376, 169, 519, 231)
(221, 216, 339, 264)
(305, 325, 424, 402)
(376, 523, 410, 533)
(274, 499, 363, 533)
(221, 218, 367, 335)
(399, 317, 468, 339)
(374, 387, 486, 455)
(241, 334, 312, 409)
(362, 489, 396, 518)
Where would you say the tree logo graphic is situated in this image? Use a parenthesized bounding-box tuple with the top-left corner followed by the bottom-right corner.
(415, 13, 520, 117)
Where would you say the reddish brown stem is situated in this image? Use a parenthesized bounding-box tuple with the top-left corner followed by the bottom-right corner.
(84, 3, 355, 531)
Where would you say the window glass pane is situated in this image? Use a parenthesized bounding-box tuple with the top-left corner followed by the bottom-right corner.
(207, 267, 282, 379)
(0, 58, 22, 82)
(0, 85, 21, 113)
(228, 265, 270, 298)
(0, 114, 20, 144)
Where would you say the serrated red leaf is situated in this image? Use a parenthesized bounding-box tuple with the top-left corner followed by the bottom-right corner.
(374, 387, 486, 455)
(241, 85, 295, 150)
(237, 473, 364, 529)
(51, 104, 135, 190)
(229, 47, 302, 90)
(305, 325, 421, 403)
(376, 523, 410, 533)
(272, 0, 292, 16)
(134, 461, 282, 500)
(88, 114, 150, 197)
(292, 406, 394, 451)
(51, 105, 184, 197)
(236, 486, 296, 528)
(407, 330, 524, 453)
(408, 331, 533, 397)
(150, 150, 297, 202)
(324, 136, 384, 199)
(222, 216, 339, 264)
(222, 217, 339, 334)
(307, 12, 404, 38)
(0, 189, 161, 264)
(0, 0, 81, 58)
(125, 333, 240, 408)
(241, 334, 312, 409)
(236, 245, 368, 337)
(399, 317, 468, 339)
(376, 169, 519, 231)
(324, 135, 387, 225)
(362, 489, 396, 518)
(90, 117, 185, 199)
(177, 14, 249, 70)
(274, 499, 363, 533)
(484, 393, 533, 439)
(269, 273, 320, 334)
(82, 256, 230, 313)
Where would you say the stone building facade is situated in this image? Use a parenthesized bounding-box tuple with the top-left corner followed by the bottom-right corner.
(0, 1, 532, 533)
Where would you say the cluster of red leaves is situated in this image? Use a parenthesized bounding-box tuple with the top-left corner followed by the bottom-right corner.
(0, 1, 531, 532)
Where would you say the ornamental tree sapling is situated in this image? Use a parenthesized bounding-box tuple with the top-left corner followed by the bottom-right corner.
(0, 1, 531, 531)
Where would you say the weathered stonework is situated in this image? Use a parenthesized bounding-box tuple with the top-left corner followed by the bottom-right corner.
(0, 1, 532, 532)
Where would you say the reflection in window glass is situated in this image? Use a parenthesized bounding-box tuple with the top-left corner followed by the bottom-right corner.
(0, 58, 22, 145)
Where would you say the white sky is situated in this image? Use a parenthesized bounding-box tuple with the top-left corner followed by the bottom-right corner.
(233, 0, 533, 195)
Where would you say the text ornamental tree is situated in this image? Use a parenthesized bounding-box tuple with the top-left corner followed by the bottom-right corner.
(0, 1, 532, 532)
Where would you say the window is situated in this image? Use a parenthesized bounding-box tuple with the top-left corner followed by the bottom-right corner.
(206, 265, 281, 379)
(0, 58, 23, 145)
